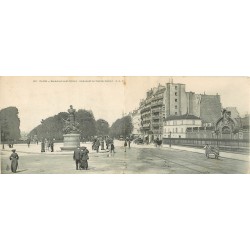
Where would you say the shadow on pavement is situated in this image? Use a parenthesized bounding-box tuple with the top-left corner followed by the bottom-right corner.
(16, 169, 28, 173)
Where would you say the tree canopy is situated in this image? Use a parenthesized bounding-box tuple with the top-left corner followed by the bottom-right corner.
(96, 119, 110, 136)
(109, 115, 133, 138)
(29, 109, 102, 140)
(0, 107, 21, 141)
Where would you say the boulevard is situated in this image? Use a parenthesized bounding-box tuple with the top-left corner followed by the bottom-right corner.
(1, 140, 249, 174)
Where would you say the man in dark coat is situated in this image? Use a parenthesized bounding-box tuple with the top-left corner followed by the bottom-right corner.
(95, 139, 100, 153)
(73, 146, 81, 170)
(110, 143, 115, 154)
(124, 140, 127, 152)
(50, 140, 54, 152)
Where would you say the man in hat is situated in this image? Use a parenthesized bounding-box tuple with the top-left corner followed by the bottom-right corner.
(9, 149, 19, 173)
(73, 146, 81, 170)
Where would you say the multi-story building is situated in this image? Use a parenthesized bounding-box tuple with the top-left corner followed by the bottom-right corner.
(140, 84, 166, 141)
(199, 94, 222, 126)
(139, 80, 222, 141)
(130, 109, 141, 137)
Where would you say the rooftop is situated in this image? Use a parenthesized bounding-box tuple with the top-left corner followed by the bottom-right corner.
(164, 114, 201, 121)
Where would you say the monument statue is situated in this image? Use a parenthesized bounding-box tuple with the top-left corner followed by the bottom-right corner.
(61, 105, 81, 151)
(62, 105, 80, 134)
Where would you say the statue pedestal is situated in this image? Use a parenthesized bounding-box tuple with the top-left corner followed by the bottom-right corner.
(60, 134, 80, 151)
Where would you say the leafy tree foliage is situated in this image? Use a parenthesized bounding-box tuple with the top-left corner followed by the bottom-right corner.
(109, 115, 133, 138)
(29, 112, 68, 140)
(29, 109, 97, 140)
(0, 107, 21, 141)
(96, 119, 109, 136)
(75, 109, 96, 140)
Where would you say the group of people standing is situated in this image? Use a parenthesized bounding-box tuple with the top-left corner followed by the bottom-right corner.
(41, 138, 54, 152)
(73, 146, 89, 170)
(8, 138, 132, 173)
(92, 137, 115, 153)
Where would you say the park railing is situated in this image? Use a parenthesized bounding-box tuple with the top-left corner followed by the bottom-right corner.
(162, 138, 250, 154)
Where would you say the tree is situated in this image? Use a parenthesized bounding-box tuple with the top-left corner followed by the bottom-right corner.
(29, 112, 68, 140)
(75, 109, 96, 140)
(0, 107, 21, 144)
(0, 118, 9, 149)
(109, 115, 133, 138)
(96, 119, 110, 136)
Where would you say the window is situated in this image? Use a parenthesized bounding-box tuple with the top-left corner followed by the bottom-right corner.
(175, 86, 177, 90)
(193, 120, 195, 125)
(175, 105, 177, 109)
(175, 112, 177, 115)
(175, 99, 177, 102)
(181, 128, 183, 133)
(175, 92, 177, 96)
(176, 128, 178, 133)
(173, 121, 177, 125)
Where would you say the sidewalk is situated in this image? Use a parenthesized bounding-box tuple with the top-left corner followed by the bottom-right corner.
(131, 142, 249, 162)
(0, 142, 96, 156)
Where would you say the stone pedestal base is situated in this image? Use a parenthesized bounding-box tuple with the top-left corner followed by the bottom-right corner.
(60, 134, 80, 151)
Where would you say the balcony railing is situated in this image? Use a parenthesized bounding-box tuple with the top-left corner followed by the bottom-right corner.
(151, 102, 163, 108)
(151, 108, 162, 112)
(152, 94, 164, 101)
(141, 107, 151, 113)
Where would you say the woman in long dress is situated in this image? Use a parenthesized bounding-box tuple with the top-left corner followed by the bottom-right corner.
(9, 149, 19, 173)
(80, 147, 89, 170)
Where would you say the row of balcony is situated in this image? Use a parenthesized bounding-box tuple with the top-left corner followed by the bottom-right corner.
(151, 108, 163, 112)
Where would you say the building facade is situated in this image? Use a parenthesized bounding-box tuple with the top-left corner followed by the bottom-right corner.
(130, 109, 141, 137)
(163, 114, 202, 138)
(139, 80, 222, 141)
(140, 84, 166, 141)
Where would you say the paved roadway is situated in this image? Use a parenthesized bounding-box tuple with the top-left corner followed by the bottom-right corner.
(1, 141, 249, 174)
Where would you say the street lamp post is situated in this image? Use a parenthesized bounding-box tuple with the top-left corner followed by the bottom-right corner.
(216, 130, 219, 146)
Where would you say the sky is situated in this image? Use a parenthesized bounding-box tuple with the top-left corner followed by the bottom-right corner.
(0, 76, 249, 132)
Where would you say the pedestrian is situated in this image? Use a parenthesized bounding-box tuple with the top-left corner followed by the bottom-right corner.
(27, 138, 31, 147)
(95, 139, 100, 153)
(41, 138, 45, 152)
(45, 139, 50, 152)
(124, 140, 127, 152)
(110, 143, 115, 155)
(92, 140, 95, 150)
(80, 147, 89, 170)
(128, 139, 131, 148)
(204, 144, 210, 158)
(73, 146, 81, 170)
(105, 139, 109, 149)
(50, 140, 54, 152)
(9, 149, 19, 173)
